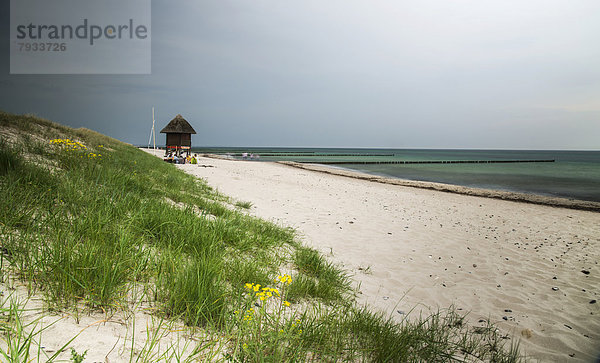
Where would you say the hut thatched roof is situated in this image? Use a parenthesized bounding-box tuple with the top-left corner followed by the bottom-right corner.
(160, 114, 197, 134)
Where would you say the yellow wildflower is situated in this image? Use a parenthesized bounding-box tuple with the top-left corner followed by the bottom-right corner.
(276, 274, 293, 284)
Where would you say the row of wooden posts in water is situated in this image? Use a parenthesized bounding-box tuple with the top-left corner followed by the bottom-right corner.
(232, 153, 395, 157)
(295, 159, 556, 165)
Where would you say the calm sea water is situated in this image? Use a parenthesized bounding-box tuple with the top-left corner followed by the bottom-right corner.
(192, 148, 600, 202)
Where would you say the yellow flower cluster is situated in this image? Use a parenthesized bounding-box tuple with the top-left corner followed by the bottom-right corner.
(275, 274, 292, 285)
(49, 139, 102, 159)
(49, 138, 87, 151)
(235, 307, 255, 322)
(245, 283, 280, 301)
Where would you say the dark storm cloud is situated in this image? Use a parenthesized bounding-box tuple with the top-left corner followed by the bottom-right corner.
(1, 0, 599, 149)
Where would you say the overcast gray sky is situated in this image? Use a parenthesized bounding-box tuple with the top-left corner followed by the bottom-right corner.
(1, 0, 599, 149)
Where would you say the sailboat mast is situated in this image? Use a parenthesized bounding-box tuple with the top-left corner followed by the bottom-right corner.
(152, 107, 156, 150)
(148, 107, 157, 151)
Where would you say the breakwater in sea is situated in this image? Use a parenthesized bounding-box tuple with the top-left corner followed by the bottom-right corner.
(297, 159, 555, 165)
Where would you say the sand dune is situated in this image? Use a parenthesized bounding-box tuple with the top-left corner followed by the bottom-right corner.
(160, 151, 599, 362)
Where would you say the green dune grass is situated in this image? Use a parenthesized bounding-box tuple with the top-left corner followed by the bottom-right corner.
(0, 111, 524, 362)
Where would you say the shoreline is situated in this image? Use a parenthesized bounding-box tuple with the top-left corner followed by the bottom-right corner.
(279, 161, 600, 212)
(203, 155, 600, 212)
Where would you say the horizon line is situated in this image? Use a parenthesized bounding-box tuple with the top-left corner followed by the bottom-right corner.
(136, 144, 600, 152)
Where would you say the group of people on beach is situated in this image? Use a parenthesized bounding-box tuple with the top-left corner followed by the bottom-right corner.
(165, 152, 198, 164)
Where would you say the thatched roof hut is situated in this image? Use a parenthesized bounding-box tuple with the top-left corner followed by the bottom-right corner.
(160, 114, 196, 135)
(160, 114, 196, 155)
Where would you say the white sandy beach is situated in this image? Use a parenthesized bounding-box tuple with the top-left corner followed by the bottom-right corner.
(155, 150, 600, 362)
